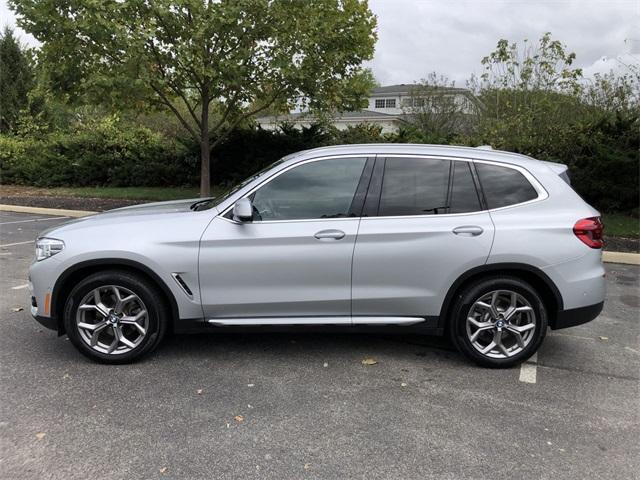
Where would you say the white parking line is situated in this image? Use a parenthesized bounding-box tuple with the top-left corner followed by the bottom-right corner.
(519, 352, 538, 384)
(11, 284, 30, 290)
(0, 216, 69, 225)
(0, 240, 34, 248)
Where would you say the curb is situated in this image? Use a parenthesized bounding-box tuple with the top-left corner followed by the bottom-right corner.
(602, 251, 640, 266)
(1, 203, 639, 266)
(0, 204, 96, 218)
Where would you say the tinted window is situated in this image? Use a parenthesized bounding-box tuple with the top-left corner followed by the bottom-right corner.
(379, 158, 451, 216)
(450, 161, 482, 213)
(476, 163, 538, 209)
(251, 158, 366, 221)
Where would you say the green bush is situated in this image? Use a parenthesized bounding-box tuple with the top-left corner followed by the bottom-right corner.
(0, 120, 197, 187)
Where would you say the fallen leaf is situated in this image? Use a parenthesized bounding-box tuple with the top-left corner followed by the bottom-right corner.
(362, 358, 378, 365)
(234, 415, 244, 422)
(159, 467, 168, 474)
(35, 432, 46, 440)
(196, 389, 203, 395)
(62, 373, 70, 379)
(304, 463, 312, 470)
(598, 336, 609, 341)
(11, 307, 23, 312)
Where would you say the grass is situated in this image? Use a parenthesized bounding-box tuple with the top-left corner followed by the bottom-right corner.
(602, 213, 639, 239)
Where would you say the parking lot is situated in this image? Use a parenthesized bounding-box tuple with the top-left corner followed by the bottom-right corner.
(1, 210, 638, 479)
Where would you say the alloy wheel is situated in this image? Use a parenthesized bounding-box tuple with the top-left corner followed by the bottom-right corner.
(76, 285, 149, 355)
(465, 289, 536, 359)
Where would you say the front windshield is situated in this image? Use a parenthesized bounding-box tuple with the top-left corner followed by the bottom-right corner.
(192, 153, 297, 211)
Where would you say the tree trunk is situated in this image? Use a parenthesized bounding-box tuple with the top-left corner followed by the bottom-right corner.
(199, 93, 211, 197)
(199, 140, 210, 197)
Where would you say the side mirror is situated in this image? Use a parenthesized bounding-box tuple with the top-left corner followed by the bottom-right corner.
(232, 197, 253, 222)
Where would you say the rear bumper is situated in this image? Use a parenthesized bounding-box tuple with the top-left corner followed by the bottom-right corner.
(552, 301, 604, 330)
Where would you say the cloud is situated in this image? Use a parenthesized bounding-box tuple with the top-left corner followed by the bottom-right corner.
(365, 0, 639, 85)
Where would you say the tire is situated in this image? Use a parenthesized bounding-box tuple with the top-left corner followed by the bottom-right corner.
(63, 270, 169, 364)
(449, 276, 547, 368)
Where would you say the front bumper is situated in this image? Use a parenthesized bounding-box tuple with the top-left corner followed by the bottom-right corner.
(552, 301, 604, 330)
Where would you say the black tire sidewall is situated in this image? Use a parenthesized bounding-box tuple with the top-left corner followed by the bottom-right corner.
(449, 277, 547, 368)
(63, 271, 168, 364)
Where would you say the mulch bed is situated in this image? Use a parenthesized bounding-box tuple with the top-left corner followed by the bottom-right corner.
(1, 193, 638, 253)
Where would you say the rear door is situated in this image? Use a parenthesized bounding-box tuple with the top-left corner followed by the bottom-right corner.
(351, 156, 495, 319)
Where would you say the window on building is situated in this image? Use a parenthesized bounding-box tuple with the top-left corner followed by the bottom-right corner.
(385, 98, 396, 108)
(374, 99, 385, 108)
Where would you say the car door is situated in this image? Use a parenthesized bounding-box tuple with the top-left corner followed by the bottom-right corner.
(352, 156, 495, 320)
(199, 156, 372, 321)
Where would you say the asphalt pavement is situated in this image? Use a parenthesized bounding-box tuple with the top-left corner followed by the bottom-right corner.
(1, 211, 638, 480)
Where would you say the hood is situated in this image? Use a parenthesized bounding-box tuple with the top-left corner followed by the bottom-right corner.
(38, 198, 218, 238)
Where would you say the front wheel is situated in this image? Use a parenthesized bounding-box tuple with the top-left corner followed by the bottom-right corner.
(63, 270, 169, 364)
(449, 277, 547, 368)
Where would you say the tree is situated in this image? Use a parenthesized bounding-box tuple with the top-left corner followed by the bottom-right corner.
(403, 73, 478, 140)
(10, 0, 377, 196)
(0, 26, 35, 133)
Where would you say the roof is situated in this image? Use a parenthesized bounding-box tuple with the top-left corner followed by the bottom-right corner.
(286, 144, 555, 174)
(370, 84, 471, 97)
(257, 109, 404, 122)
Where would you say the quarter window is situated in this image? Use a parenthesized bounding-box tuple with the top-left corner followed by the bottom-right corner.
(476, 163, 539, 209)
(250, 158, 367, 221)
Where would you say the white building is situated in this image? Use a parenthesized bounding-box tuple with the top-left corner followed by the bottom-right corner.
(257, 84, 478, 134)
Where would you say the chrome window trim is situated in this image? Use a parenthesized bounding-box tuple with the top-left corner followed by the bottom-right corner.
(218, 153, 549, 224)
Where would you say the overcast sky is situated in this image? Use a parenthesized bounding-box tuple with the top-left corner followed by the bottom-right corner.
(2, 0, 638, 86)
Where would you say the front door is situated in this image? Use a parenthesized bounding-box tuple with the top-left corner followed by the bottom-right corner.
(199, 156, 370, 321)
(352, 156, 495, 319)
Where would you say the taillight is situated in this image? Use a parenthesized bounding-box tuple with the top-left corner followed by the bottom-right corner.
(573, 217, 604, 249)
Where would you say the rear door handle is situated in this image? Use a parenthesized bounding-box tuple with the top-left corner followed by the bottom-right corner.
(452, 225, 484, 237)
(314, 229, 345, 241)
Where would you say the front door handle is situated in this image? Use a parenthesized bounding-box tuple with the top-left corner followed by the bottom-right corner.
(452, 225, 484, 237)
(314, 229, 345, 241)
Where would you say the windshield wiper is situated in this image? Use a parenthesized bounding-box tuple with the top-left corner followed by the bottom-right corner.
(190, 199, 213, 211)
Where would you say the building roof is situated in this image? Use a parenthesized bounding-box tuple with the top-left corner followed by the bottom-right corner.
(370, 84, 471, 97)
(257, 109, 403, 123)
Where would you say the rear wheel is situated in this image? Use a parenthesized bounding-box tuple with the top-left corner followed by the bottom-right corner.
(63, 270, 168, 364)
(449, 277, 547, 368)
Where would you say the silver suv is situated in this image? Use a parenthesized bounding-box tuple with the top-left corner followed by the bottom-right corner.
(29, 144, 605, 367)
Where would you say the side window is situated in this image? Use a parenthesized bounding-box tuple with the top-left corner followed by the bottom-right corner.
(379, 157, 451, 216)
(250, 158, 367, 221)
(476, 163, 539, 209)
(450, 161, 482, 213)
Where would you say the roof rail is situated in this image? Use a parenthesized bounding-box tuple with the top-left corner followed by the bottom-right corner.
(476, 145, 493, 150)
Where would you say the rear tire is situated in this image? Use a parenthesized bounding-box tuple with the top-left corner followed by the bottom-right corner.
(63, 270, 169, 364)
(449, 276, 547, 368)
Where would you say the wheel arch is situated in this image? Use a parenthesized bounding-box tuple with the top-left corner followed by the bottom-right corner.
(439, 263, 564, 330)
(51, 259, 180, 335)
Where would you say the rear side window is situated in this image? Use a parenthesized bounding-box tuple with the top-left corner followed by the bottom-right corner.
(476, 163, 538, 209)
(379, 157, 451, 216)
(376, 158, 482, 216)
(450, 161, 482, 213)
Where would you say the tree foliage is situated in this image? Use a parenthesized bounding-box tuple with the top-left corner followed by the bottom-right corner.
(0, 27, 35, 133)
(10, 0, 377, 195)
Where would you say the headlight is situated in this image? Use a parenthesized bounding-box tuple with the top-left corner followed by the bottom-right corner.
(35, 237, 65, 261)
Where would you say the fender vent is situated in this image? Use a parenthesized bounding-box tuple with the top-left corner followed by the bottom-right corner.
(172, 273, 193, 297)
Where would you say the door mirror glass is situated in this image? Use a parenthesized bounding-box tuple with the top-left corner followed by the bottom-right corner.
(233, 198, 253, 222)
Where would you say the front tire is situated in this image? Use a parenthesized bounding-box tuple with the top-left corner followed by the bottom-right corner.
(449, 276, 547, 368)
(63, 270, 169, 364)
